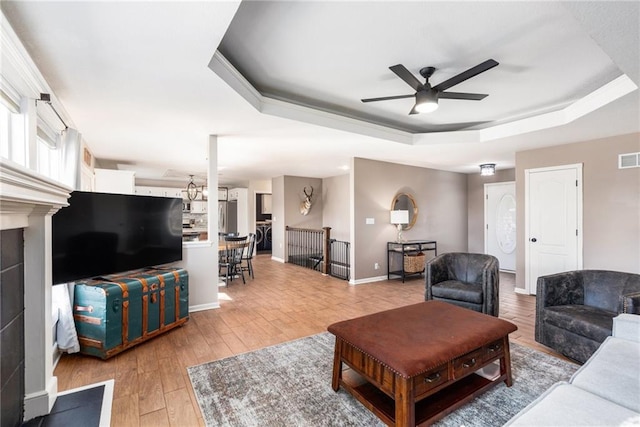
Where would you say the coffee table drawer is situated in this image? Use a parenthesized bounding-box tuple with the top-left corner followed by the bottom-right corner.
(414, 365, 449, 396)
(453, 347, 485, 379)
(483, 339, 505, 361)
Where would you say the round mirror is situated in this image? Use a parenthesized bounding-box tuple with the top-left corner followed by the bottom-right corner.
(391, 193, 418, 230)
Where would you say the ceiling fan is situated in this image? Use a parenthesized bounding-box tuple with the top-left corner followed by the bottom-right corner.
(362, 59, 499, 114)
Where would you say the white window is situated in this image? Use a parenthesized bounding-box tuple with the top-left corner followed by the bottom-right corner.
(36, 134, 61, 181)
(0, 102, 10, 159)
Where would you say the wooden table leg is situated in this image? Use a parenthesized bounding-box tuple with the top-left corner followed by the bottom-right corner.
(394, 375, 415, 427)
(332, 338, 342, 391)
(501, 336, 513, 387)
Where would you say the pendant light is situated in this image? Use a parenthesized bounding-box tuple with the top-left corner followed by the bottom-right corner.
(186, 175, 199, 200)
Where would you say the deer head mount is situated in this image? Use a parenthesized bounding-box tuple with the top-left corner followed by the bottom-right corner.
(300, 186, 314, 216)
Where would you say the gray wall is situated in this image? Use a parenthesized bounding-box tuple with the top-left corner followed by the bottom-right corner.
(322, 174, 350, 242)
(352, 157, 468, 281)
(271, 176, 323, 261)
(467, 168, 516, 254)
(515, 132, 640, 290)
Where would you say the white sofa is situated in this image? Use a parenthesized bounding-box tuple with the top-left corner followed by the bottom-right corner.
(506, 313, 640, 426)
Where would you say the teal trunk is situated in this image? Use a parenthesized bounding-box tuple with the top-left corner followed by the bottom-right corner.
(72, 267, 189, 359)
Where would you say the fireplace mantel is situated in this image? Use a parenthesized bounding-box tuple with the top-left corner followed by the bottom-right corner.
(0, 158, 71, 420)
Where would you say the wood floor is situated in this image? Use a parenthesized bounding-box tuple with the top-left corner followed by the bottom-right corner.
(53, 254, 565, 427)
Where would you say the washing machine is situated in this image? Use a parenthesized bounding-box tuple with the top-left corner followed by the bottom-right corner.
(256, 222, 272, 252)
(263, 224, 272, 250)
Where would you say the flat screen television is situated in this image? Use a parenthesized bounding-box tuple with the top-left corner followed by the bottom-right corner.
(52, 191, 183, 284)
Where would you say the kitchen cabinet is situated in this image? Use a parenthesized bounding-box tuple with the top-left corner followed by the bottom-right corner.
(94, 169, 135, 194)
(228, 188, 241, 201)
(135, 186, 185, 198)
(261, 194, 272, 214)
(191, 200, 207, 213)
(229, 188, 249, 237)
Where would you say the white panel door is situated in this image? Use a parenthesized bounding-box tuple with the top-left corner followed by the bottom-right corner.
(485, 182, 516, 271)
(526, 165, 582, 294)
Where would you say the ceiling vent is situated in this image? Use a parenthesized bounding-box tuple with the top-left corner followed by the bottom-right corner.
(619, 152, 640, 169)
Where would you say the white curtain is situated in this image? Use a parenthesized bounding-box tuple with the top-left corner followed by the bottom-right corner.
(59, 127, 82, 190)
(52, 283, 80, 353)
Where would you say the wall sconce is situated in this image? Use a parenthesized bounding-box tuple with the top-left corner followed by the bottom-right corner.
(186, 175, 199, 200)
(390, 210, 409, 242)
(480, 163, 496, 176)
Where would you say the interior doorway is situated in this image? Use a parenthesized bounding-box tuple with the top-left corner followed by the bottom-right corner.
(525, 164, 583, 294)
(484, 182, 516, 272)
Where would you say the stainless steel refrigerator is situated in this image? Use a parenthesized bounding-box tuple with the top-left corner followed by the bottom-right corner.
(218, 200, 237, 234)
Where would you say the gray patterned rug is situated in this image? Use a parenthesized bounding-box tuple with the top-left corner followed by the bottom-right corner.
(188, 333, 578, 426)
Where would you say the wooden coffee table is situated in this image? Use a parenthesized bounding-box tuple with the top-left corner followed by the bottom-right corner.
(327, 301, 518, 426)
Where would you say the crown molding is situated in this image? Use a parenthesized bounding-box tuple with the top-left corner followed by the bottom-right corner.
(209, 49, 637, 148)
(209, 51, 413, 145)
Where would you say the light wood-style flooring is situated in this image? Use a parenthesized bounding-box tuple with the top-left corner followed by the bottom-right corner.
(54, 254, 564, 427)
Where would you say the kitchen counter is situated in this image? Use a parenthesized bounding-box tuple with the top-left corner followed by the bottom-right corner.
(183, 227, 208, 242)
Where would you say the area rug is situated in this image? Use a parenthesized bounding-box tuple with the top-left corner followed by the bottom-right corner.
(187, 333, 578, 427)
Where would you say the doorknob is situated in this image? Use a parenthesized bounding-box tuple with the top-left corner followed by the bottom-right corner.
(530, 238, 537, 242)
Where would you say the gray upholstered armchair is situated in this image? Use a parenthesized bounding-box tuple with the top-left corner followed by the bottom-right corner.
(535, 270, 640, 363)
(425, 252, 500, 317)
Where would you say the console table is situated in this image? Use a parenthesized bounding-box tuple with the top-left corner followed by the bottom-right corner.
(387, 240, 437, 282)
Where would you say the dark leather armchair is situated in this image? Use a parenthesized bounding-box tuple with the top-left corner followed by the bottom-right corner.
(425, 252, 500, 316)
(535, 270, 640, 363)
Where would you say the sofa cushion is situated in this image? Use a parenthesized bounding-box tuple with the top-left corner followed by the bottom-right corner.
(542, 305, 615, 342)
(570, 336, 640, 413)
(431, 280, 483, 304)
(505, 382, 639, 426)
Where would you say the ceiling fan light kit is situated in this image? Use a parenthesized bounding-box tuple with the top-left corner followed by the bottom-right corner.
(362, 59, 499, 115)
(413, 90, 439, 114)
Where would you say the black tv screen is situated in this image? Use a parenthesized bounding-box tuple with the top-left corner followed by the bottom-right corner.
(52, 191, 183, 284)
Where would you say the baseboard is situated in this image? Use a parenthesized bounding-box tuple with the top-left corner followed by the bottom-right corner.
(271, 256, 285, 263)
(514, 287, 530, 295)
(24, 376, 58, 420)
(189, 302, 220, 312)
(349, 275, 388, 285)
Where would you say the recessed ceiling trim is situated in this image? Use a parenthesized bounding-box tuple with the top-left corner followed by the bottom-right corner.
(210, 51, 413, 145)
(209, 51, 262, 111)
(211, 50, 637, 148)
(477, 74, 637, 143)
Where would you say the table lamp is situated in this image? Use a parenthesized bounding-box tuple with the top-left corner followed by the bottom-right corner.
(390, 210, 409, 242)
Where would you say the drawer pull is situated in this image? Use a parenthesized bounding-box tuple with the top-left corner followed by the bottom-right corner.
(462, 358, 477, 369)
(424, 372, 441, 383)
(488, 343, 502, 352)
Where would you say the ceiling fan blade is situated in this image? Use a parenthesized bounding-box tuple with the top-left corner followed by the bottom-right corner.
(432, 59, 499, 92)
(361, 94, 414, 103)
(389, 64, 424, 92)
(439, 92, 488, 100)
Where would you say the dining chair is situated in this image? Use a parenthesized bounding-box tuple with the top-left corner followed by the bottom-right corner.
(219, 235, 247, 285)
(241, 233, 256, 279)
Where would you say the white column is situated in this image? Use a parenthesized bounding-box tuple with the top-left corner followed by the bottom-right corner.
(23, 205, 58, 419)
(176, 135, 220, 312)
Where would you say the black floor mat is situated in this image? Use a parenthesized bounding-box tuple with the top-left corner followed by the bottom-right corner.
(22, 385, 104, 427)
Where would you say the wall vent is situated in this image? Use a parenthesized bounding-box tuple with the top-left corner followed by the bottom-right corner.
(619, 152, 640, 169)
